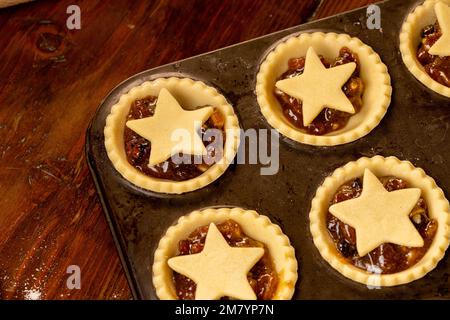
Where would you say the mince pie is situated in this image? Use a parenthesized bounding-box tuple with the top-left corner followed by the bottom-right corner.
(152, 207, 298, 300)
(310, 156, 450, 286)
(104, 77, 240, 194)
(256, 32, 392, 146)
(400, 0, 450, 97)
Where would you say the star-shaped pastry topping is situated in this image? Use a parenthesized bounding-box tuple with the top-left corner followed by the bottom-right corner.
(329, 169, 424, 257)
(429, 2, 450, 56)
(168, 223, 264, 300)
(275, 47, 357, 127)
(126, 88, 214, 166)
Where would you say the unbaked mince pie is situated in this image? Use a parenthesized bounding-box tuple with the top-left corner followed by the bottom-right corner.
(256, 32, 392, 146)
(152, 207, 298, 300)
(275, 47, 364, 136)
(310, 156, 450, 286)
(400, 0, 450, 97)
(104, 77, 240, 194)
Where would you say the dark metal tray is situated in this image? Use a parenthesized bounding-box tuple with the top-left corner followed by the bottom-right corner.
(86, 0, 450, 299)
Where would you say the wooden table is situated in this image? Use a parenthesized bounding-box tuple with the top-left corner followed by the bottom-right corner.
(0, 0, 377, 300)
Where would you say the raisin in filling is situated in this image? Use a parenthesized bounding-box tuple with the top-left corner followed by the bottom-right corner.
(274, 47, 364, 136)
(173, 220, 278, 300)
(123, 96, 225, 181)
(327, 177, 437, 274)
(417, 22, 450, 87)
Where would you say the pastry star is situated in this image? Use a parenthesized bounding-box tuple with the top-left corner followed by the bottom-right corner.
(126, 88, 213, 166)
(275, 47, 357, 127)
(329, 169, 424, 257)
(168, 223, 264, 300)
(429, 2, 450, 56)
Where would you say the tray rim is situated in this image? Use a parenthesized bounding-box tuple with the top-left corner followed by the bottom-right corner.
(84, 0, 436, 300)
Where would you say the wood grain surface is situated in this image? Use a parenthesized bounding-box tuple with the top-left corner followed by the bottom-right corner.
(0, 0, 378, 300)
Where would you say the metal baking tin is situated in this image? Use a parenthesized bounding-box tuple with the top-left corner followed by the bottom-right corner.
(86, 0, 450, 299)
